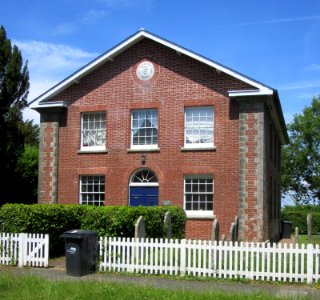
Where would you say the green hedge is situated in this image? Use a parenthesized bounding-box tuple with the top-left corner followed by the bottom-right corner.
(0, 204, 83, 256)
(0, 204, 186, 257)
(80, 206, 186, 239)
(281, 205, 320, 234)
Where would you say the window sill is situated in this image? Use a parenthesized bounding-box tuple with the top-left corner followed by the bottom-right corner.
(78, 149, 109, 154)
(186, 213, 215, 220)
(181, 146, 216, 152)
(127, 148, 160, 153)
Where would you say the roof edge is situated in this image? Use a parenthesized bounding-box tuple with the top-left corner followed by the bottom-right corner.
(231, 89, 289, 144)
(30, 29, 276, 109)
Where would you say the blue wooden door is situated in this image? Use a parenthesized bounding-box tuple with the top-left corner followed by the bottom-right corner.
(130, 186, 158, 206)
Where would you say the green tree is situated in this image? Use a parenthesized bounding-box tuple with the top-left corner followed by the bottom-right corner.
(17, 144, 39, 200)
(281, 97, 320, 204)
(19, 119, 39, 147)
(0, 25, 30, 204)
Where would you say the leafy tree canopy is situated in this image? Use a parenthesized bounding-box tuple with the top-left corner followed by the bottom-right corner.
(0, 25, 38, 204)
(281, 96, 320, 204)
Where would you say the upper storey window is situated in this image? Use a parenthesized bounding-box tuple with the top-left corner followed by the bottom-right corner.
(131, 109, 158, 149)
(81, 112, 106, 151)
(184, 106, 214, 148)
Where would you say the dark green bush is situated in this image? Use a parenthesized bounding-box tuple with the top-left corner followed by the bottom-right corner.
(0, 204, 84, 256)
(0, 204, 186, 257)
(281, 205, 320, 234)
(80, 206, 186, 239)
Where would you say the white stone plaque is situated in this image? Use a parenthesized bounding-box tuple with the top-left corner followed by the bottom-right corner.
(136, 61, 155, 81)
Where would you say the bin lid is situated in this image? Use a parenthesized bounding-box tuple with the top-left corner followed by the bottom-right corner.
(61, 229, 98, 239)
(282, 220, 292, 224)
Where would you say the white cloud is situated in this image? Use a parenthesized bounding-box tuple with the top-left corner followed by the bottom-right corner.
(237, 15, 320, 27)
(283, 112, 295, 124)
(279, 79, 320, 91)
(52, 1, 152, 37)
(54, 9, 108, 36)
(304, 63, 320, 72)
(28, 79, 58, 102)
(23, 78, 55, 124)
(23, 107, 40, 124)
(55, 23, 78, 36)
(15, 40, 97, 77)
(12, 40, 98, 123)
(295, 92, 319, 100)
(14, 39, 97, 97)
(81, 9, 108, 25)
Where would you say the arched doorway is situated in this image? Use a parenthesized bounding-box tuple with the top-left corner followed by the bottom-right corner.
(129, 168, 159, 206)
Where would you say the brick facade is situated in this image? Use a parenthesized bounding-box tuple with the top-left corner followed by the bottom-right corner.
(32, 31, 287, 241)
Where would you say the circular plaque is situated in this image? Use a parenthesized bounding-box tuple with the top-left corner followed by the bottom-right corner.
(136, 61, 155, 81)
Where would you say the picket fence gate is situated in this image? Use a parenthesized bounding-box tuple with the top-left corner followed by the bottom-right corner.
(99, 237, 320, 284)
(0, 233, 49, 267)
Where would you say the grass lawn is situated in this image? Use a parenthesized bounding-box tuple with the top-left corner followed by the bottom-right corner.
(297, 234, 320, 245)
(0, 270, 308, 300)
(298, 234, 309, 245)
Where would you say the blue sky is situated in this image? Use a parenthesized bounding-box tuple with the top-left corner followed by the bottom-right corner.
(1, 0, 320, 124)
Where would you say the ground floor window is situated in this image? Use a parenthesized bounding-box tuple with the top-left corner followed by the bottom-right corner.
(80, 175, 105, 206)
(184, 175, 213, 216)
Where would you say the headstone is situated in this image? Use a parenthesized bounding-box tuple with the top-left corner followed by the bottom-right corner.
(307, 213, 312, 243)
(229, 222, 236, 242)
(164, 211, 172, 239)
(212, 219, 219, 241)
(294, 227, 299, 244)
(234, 216, 239, 241)
(221, 234, 226, 242)
(134, 216, 146, 239)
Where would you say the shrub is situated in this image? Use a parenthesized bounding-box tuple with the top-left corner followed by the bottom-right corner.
(0, 204, 84, 256)
(80, 206, 186, 239)
(281, 205, 320, 234)
(0, 204, 186, 257)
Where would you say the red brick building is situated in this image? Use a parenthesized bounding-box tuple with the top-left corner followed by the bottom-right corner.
(30, 30, 288, 242)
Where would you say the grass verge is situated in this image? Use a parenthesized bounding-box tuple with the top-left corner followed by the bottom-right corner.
(0, 269, 305, 300)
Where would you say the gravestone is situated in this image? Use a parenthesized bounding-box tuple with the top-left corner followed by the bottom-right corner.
(307, 213, 312, 243)
(212, 219, 219, 241)
(134, 216, 146, 239)
(234, 216, 239, 241)
(295, 227, 299, 244)
(164, 211, 172, 239)
(229, 222, 236, 242)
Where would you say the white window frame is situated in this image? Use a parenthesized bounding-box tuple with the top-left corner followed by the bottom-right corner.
(184, 175, 214, 218)
(131, 109, 158, 150)
(80, 175, 105, 206)
(80, 112, 106, 151)
(184, 106, 214, 149)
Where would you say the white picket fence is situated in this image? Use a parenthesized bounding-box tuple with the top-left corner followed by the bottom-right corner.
(99, 237, 320, 284)
(0, 233, 49, 267)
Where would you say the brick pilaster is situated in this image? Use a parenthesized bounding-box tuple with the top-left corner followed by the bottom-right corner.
(238, 99, 266, 242)
(38, 111, 60, 204)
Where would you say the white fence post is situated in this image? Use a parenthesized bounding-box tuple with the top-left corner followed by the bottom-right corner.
(44, 234, 49, 267)
(307, 243, 314, 284)
(18, 233, 26, 267)
(180, 239, 186, 276)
